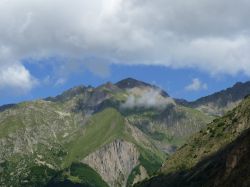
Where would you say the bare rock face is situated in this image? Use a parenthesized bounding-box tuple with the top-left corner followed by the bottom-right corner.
(82, 139, 140, 187)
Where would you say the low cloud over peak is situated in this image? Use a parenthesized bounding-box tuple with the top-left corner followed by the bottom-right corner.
(121, 88, 175, 109)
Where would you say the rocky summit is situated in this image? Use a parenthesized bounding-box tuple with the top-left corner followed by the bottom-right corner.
(0, 78, 250, 187)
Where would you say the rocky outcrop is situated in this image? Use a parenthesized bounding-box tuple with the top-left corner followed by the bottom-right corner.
(82, 139, 140, 187)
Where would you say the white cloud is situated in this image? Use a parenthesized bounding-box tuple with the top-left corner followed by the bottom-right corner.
(0, 45, 37, 93)
(0, 0, 250, 91)
(0, 64, 37, 93)
(121, 88, 175, 109)
(185, 78, 208, 91)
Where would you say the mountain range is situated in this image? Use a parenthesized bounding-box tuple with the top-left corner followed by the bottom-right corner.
(0, 78, 250, 187)
(176, 81, 250, 116)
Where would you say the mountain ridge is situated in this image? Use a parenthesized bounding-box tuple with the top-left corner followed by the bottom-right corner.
(176, 81, 250, 116)
(2, 78, 250, 112)
(1, 78, 250, 187)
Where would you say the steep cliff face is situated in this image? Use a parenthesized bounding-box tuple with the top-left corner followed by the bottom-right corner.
(82, 139, 140, 187)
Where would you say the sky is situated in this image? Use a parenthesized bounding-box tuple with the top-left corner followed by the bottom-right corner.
(0, 0, 250, 105)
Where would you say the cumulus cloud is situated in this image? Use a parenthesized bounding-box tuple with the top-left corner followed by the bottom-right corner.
(0, 64, 37, 93)
(185, 78, 208, 91)
(121, 88, 175, 109)
(0, 45, 37, 93)
(1, 0, 250, 91)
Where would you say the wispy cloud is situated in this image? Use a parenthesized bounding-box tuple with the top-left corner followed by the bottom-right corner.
(185, 78, 208, 91)
(121, 88, 175, 109)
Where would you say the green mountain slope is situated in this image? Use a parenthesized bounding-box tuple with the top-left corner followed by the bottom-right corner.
(124, 105, 213, 149)
(0, 102, 165, 186)
(0, 78, 216, 187)
(137, 96, 250, 187)
(63, 108, 125, 166)
(45, 78, 213, 154)
(46, 163, 109, 187)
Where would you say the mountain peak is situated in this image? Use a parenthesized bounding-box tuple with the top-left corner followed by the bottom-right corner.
(232, 81, 250, 89)
(115, 78, 152, 89)
(233, 81, 243, 86)
(115, 77, 169, 97)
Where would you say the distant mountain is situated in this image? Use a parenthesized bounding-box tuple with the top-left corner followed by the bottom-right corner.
(0, 78, 213, 187)
(138, 95, 250, 187)
(177, 81, 250, 116)
(0, 104, 16, 112)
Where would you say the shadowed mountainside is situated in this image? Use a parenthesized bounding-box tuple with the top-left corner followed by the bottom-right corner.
(138, 96, 250, 187)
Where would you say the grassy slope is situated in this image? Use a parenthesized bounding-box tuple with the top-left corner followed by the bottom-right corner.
(46, 163, 109, 187)
(0, 100, 73, 139)
(125, 105, 213, 149)
(0, 115, 24, 138)
(137, 128, 250, 187)
(161, 97, 250, 174)
(178, 105, 214, 125)
(0, 101, 166, 186)
(137, 96, 250, 187)
(1, 92, 213, 186)
(0, 84, 214, 187)
(63, 108, 125, 166)
(63, 107, 166, 176)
